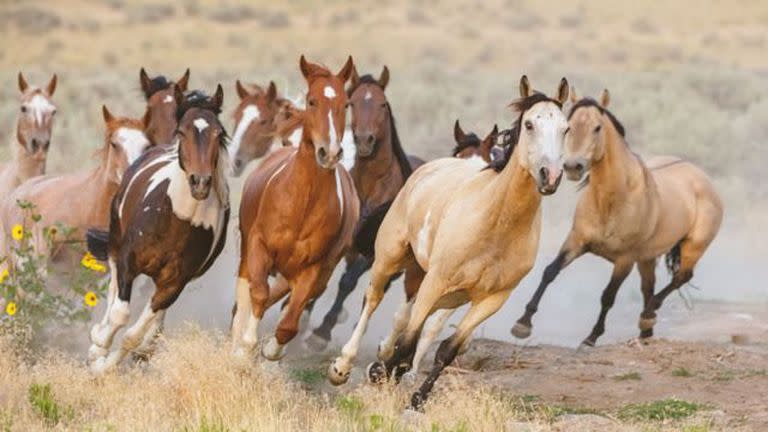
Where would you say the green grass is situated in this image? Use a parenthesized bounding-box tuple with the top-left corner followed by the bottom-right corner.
(618, 398, 707, 422)
(27, 383, 73, 426)
(289, 367, 325, 386)
(613, 372, 642, 381)
(672, 367, 694, 377)
(336, 395, 366, 417)
(181, 417, 229, 432)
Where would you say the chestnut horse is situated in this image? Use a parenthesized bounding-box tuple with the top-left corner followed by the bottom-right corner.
(511, 89, 723, 347)
(140, 67, 190, 146)
(0, 73, 57, 197)
(230, 56, 359, 361)
(329, 76, 570, 411)
(86, 85, 230, 373)
(306, 65, 425, 349)
(0, 106, 151, 265)
(452, 120, 499, 163)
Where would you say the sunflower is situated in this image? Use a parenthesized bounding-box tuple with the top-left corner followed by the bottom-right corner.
(84, 292, 98, 308)
(90, 262, 107, 273)
(81, 252, 96, 269)
(5, 301, 16, 316)
(0, 268, 8, 284)
(11, 224, 23, 241)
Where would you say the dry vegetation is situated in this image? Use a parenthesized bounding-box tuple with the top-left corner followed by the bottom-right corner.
(1, 0, 767, 430)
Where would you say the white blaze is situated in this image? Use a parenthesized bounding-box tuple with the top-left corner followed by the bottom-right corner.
(364, 90, 372, 101)
(163, 95, 174, 103)
(229, 104, 261, 160)
(27, 94, 55, 126)
(115, 127, 150, 165)
(324, 86, 336, 99)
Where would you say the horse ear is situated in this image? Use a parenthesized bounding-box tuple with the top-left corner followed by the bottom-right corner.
(235, 80, 249, 100)
(173, 84, 185, 107)
(569, 85, 579, 104)
(337, 56, 355, 83)
(46, 74, 57, 96)
(140, 67, 152, 98)
(378, 66, 390, 90)
(102, 105, 115, 124)
(266, 81, 278, 103)
(599, 88, 611, 108)
(556, 77, 569, 105)
(299, 55, 312, 80)
(519, 75, 531, 98)
(212, 84, 224, 110)
(454, 119, 466, 143)
(18, 72, 28, 92)
(176, 68, 190, 92)
(487, 124, 499, 141)
(349, 64, 360, 91)
(142, 108, 151, 130)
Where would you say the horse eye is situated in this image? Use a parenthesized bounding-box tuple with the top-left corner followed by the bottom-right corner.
(110, 140, 118, 147)
(564, 127, 570, 135)
(260, 119, 268, 125)
(381, 103, 387, 109)
(524, 120, 533, 131)
(21, 106, 27, 113)
(52, 109, 57, 116)
(308, 99, 316, 107)
(593, 125, 602, 133)
(346, 102, 352, 108)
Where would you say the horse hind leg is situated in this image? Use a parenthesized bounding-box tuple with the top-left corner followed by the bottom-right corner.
(580, 261, 634, 348)
(401, 307, 457, 383)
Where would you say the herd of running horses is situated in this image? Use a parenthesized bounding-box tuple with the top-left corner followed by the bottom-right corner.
(2, 56, 723, 410)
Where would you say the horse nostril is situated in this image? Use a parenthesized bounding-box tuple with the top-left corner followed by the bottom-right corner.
(337, 147, 343, 158)
(318, 147, 327, 159)
(43, 140, 50, 150)
(367, 135, 375, 145)
(539, 167, 549, 183)
(189, 174, 199, 186)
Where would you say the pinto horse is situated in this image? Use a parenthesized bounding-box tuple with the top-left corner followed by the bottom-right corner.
(452, 120, 499, 163)
(86, 84, 230, 373)
(306, 65, 424, 350)
(511, 88, 723, 347)
(329, 76, 570, 410)
(140, 67, 190, 146)
(230, 56, 359, 361)
(0, 106, 151, 265)
(0, 73, 57, 197)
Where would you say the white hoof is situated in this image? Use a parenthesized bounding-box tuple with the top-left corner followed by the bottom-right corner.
(400, 407, 426, 426)
(401, 370, 419, 385)
(89, 356, 115, 376)
(88, 344, 108, 362)
(261, 337, 285, 361)
(510, 322, 532, 339)
(90, 324, 108, 347)
(327, 357, 351, 386)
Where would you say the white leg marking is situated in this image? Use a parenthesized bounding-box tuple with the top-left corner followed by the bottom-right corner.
(92, 300, 158, 374)
(378, 299, 413, 361)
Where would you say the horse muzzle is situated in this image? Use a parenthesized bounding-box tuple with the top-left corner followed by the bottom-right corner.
(316, 145, 343, 169)
(189, 174, 213, 200)
(537, 164, 563, 196)
(354, 134, 376, 158)
(563, 158, 588, 181)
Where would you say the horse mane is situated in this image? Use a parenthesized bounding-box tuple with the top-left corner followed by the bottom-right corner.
(486, 93, 562, 172)
(568, 98, 626, 138)
(143, 75, 172, 100)
(176, 90, 223, 122)
(451, 133, 482, 157)
(348, 75, 412, 179)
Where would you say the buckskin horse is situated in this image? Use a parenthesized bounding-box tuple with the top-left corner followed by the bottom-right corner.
(329, 76, 570, 411)
(229, 56, 359, 362)
(86, 84, 230, 373)
(510, 88, 723, 347)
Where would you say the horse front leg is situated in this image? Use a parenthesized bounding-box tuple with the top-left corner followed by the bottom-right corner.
(89, 255, 135, 367)
(581, 260, 634, 348)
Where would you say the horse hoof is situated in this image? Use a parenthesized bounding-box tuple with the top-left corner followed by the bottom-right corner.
(577, 340, 595, 352)
(304, 332, 329, 352)
(366, 361, 388, 384)
(639, 328, 654, 339)
(638, 317, 656, 331)
(89, 357, 114, 376)
(400, 406, 426, 426)
(88, 344, 108, 362)
(327, 358, 351, 386)
(401, 370, 418, 385)
(377, 342, 394, 362)
(337, 308, 349, 325)
(510, 322, 532, 339)
(261, 337, 285, 361)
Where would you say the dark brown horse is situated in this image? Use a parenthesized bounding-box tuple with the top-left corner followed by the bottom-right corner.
(230, 56, 359, 361)
(305, 65, 424, 350)
(140, 67, 190, 146)
(452, 120, 499, 163)
(86, 84, 230, 373)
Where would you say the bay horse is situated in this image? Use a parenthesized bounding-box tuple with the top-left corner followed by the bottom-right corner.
(140, 67, 190, 146)
(305, 65, 425, 350)
(228, 80, 285, 176)
(329, 76, 570, 411)
(86, 84, 230, 373)
(0, 106, 151, 265)
(451, 120, 499, 163)
(0, 73, 58, 197)
(511, 88, 723, 347)
(230, 56, 359, 361)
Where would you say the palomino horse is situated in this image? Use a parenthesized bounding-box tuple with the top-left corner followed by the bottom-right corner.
(228, 80, 285, 176)
(329, 76, 570, 411)
(0, 73, 57, 197)
(140, 67, 190, 146)
(306, 65, 425, 349)
(452, 120, 499, 162)
(86, 84, 230, 373)
(511, 89, 723, 347)
(230, 56, 359, 361)
(0, 106, 151, 264)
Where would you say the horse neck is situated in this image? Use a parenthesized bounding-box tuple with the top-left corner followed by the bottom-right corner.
(296, 130, 335, 188)
(586, 120, 647, 214)
(352, 120, 401, 209)
(486, 148, 541, 236)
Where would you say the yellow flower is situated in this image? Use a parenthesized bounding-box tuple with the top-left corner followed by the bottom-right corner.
(90, 262, 107, 273)
(81, 252, 106, 273)
(84, 292, 98, 308)
(5, 301, 16, 316)
(11, 224, 23, 241)
(0, 268, 8, 284)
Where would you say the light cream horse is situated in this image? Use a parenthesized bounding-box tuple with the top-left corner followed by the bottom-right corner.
(329, 76, 570, 410)
(0, 73, 58, 197)
(511, 89, 723, 347)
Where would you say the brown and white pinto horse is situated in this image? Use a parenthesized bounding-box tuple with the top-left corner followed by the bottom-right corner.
(511, 88, 723, 347)
(452, 120, 499, 163)
(86, 85, 230, 373)
(228, 80, 285, 176)
(230, 56, 359, 361)
(0, 73, 57, 197)
(0, 106, 151, 265)
(306, 65, 424, 349)
(140, 67, 190, 146)
(329, 76, 570, 411)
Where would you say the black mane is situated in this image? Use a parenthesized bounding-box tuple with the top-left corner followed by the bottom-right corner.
(569, 98, 626, 138)
(143, 75, 172, 100)
(486, 93, 562, 172)
(176, 90, 223, 122)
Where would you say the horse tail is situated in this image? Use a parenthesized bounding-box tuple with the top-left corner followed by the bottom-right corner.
(664, 240, 682, 276)
(86, 229, 110, 261)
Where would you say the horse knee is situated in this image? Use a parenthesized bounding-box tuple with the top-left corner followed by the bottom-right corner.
(109, 299, 130, 327)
